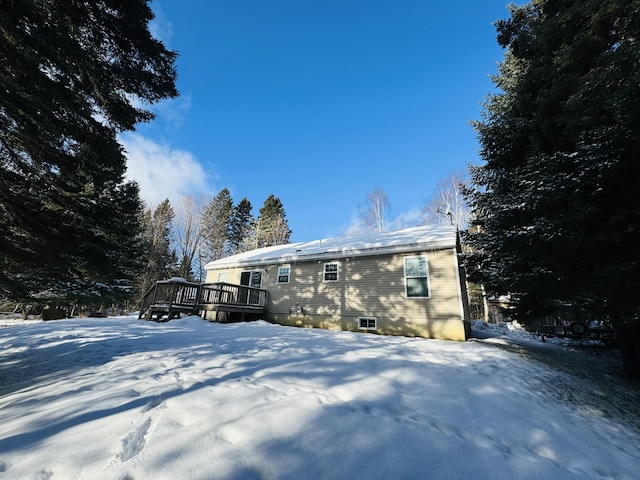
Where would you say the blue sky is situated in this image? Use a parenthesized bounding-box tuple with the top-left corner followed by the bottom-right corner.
(123, 0, 511, 242)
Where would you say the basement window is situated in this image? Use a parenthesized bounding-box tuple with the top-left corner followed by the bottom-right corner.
(358, 317, 377, 330)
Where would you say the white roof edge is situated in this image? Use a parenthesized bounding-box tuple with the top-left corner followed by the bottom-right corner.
(207, 239, 456, 268)
(205, 225, 458, 269)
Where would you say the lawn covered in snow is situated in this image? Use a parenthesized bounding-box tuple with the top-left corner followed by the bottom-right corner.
(1, 316, 639, 479)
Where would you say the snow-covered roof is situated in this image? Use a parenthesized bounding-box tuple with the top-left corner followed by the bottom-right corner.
(205, 224, 458, 269)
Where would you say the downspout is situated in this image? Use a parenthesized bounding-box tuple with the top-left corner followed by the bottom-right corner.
(453, 232, 471, 339)
(453, 247, 467, 323)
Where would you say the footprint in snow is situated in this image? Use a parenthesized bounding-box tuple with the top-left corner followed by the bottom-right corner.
(32, 470, 53, 480)
(119, 417, 152, 461)
(173, 371, 184, 387)
(139, 397, 165, 413)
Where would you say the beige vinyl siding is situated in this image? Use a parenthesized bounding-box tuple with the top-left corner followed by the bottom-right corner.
(205, 247, 467, 340)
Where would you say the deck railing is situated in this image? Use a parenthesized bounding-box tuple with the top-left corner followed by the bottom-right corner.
(139, 279, 268, 319)
(199, 282, 268, 309)
(139, 279, 201, 319)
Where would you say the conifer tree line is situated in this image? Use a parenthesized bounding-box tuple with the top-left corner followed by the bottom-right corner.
(137, 191, 292, 296)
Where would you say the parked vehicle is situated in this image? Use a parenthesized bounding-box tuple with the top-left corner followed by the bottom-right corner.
(539, 320, 616, 347)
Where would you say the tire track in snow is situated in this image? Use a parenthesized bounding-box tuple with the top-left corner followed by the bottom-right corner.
(470, 335, 640, 435)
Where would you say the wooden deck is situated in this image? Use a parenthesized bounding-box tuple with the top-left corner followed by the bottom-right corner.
(139, 279, 268, 322)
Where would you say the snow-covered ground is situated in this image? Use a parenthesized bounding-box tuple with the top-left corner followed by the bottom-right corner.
(1, 316, 639, 479)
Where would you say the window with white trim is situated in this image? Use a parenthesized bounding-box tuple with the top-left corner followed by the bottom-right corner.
(358, 317, 377, 330)
(217, 272, 228, 282)
(404, 256, 430, 298)
(323, 262, 339, 282)
(277, 266, 290, 284)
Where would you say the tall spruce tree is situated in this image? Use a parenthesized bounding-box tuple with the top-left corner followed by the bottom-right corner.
(255, 194, 291, 248)
(228, 198, 255, 254)
(0, 0, 178, 304)
(138, 200, 177, 302)
(464, 0, 640, 377)
(201, 188, 234, 262)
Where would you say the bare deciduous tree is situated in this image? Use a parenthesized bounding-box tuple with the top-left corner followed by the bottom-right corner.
(171, 194, 206, 281)
(269, 213, 292, 246)
(421, 172, 471, 229)
(359, 187, 390, 233)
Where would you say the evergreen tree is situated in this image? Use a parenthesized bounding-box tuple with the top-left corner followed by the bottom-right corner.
(464, 0, 640, 377)
(201, 188, 234, 262)
(0, 0, 178, 303)
(228, 198, 255, 254)
(256, 194, 292, 248)
(138, 200, 177, 301)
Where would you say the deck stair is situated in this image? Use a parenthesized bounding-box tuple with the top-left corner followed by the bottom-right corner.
(139, 278, 268, 322)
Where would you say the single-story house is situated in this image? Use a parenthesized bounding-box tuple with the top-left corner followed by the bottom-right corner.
(204, 224, 471, 341)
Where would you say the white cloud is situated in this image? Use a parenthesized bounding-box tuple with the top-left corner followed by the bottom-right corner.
(342, 215, 366, 237)
(125, 91, 191, 131)
(149, 6, 173, 45)
(155, 94, 192, 130)
(389, 207, 423, 230)
(120, 133, 212, 207)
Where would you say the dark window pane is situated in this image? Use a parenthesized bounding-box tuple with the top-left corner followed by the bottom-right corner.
(407, 278, 429, 297)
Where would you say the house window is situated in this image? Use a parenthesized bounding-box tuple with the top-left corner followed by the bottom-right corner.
(217, 272, 228, 283)
(404, 256, 430, 298)
(240, 270, 263, 288)
(277, 266, 290, 284)
(358, 317, 377, 330)
(323, 262, 339, 282)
